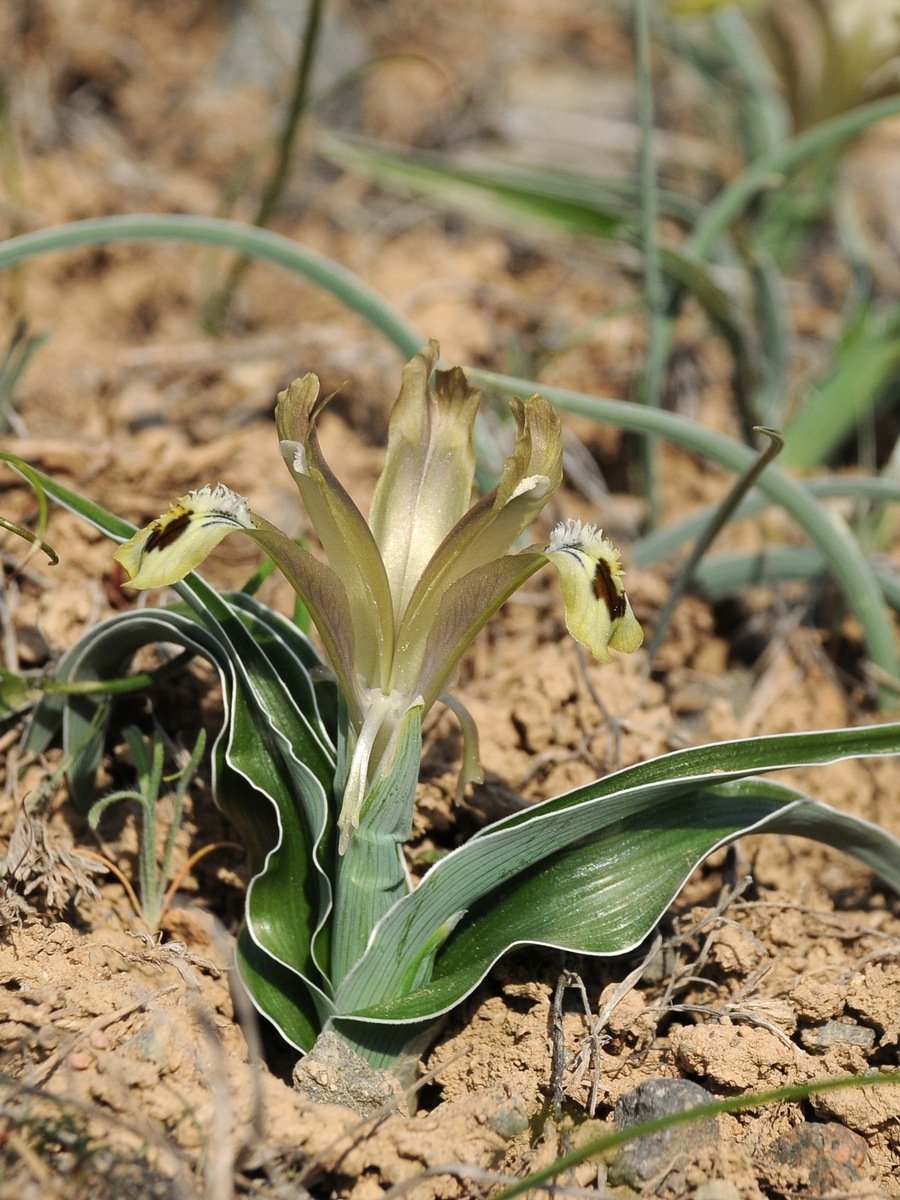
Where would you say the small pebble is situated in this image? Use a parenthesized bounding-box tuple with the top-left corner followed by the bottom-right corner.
(800, 1020, 876, 1050)
(488, 1098, 530, 1139)
(608, 1077, 718, 1190)
(761, 1122, 870, 1194)
(292, 1031, 407, 1117)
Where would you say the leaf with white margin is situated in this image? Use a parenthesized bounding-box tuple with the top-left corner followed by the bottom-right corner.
(332, 722, 900, 1046)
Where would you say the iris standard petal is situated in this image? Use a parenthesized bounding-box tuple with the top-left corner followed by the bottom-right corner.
(276, 373, 396, 691)
(412, 549, 548, 708)
(369, 340, 482, 622)
(391, 393, 563, 692)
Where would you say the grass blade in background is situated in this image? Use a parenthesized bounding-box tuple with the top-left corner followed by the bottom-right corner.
(632, 475, 900, 566)
(494, 1071, 900, 1200)
(709, 7, 789, 155)
(692, 546, 900, 613)
(0, 213, 424, 361)
(204, 0, 325, 331)
(633, 0, 665, 522)
(320, 135, 638, 238)
(689, 93, 900, 259)
(781, 305, 900, 468)
(320, 134, 760, 411)
(0, 319, 49, 434)
(0, 449, 58, 571)
(646, 426, 784, 659)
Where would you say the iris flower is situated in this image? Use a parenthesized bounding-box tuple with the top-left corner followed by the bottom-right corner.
(114, 343, 642, 846)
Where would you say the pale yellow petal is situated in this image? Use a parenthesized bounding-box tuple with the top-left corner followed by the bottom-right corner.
(276, 373, 395, 690)
(544, 519, 643, 663)
(114, 484, 255, 589)
(369, 341, 482, 621)
(392, 392, 562, 695)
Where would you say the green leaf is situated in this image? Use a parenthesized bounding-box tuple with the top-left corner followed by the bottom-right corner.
(333, 720, 900, 1028)
(781, 308, 900, 468)
(38, 601, 336, 1048)
(11, 453, 340, 1050)
(0, 449, 58, 567)
(418, 780, 899, 1019)
(319, 135, 635, 238)
(223, 591, 335, 747)
(494, 1070, 900, 1200)
(689, 93, 900, 260)
(320, 137, 759, 411)
(709, 9, 790, 156)
(0, 666, 40, 718)
(0, 320, 51, 433)
(330, 702, 422, 985)
(631, 474, 900, 567)
(237, 925, 323, 1052)
(690, 546, 900, 614)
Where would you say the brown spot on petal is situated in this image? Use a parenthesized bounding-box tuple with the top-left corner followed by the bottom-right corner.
(593, 558, 626, 620)
(145, 509, 191, 553)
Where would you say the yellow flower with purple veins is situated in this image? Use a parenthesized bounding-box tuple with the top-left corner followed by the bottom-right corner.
(114, 342, 642, 847)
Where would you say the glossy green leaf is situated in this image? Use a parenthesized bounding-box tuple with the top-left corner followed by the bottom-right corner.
(5, 462, 338, 1049)
(333, 720, 900, 1028)
(29, 600, 336, 1045)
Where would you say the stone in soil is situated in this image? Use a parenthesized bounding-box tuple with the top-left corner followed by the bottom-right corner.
(758, 1121, 872, 1196)
(607, 1076, 719, 1193)
(292, 1031, 407, 1117)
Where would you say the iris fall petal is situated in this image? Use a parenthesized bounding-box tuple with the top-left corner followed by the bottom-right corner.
(544, 518, 643, 663)
(114, 484, 255, 589)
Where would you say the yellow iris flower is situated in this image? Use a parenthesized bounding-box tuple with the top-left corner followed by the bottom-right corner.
(114, 342, 642, 846)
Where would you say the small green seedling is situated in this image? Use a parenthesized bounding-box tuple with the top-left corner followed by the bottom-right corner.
(88, 724, 206, 932)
